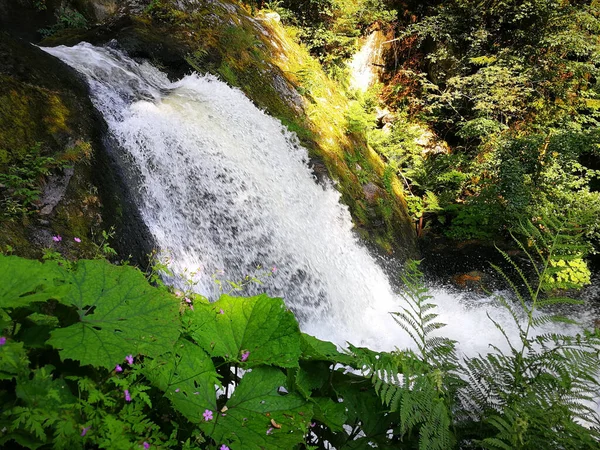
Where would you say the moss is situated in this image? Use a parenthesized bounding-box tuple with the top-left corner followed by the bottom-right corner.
(0, 34, 111, 260)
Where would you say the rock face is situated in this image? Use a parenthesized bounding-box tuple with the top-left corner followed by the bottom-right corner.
(0, 32, 154, 262)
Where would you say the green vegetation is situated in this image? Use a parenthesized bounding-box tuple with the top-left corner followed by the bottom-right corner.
(1, 219, 598, 449)
(379, 0, 600, 255)
(272, 0, 600, 278)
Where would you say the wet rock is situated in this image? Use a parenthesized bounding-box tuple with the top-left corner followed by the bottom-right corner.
(362, 182, 383, 203)
(40, 167, 74, 216)
(451, 270, 491, 291)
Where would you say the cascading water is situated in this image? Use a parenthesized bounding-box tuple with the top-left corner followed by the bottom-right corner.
(43, 43, 593, 359)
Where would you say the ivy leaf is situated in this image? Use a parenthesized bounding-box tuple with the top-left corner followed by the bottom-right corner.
(202, 367, 312, 450)
(0, 256, 67, 308)
(144, 338, 220, 422)
(47, 260, 180, 368)
(188, 294, 301, 368)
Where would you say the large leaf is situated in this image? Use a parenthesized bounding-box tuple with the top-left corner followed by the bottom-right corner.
(300, 333, 354, 365)
(0, 256, 67, 308)
(188, 294, 301, 368)
(144, 338, 220, 423)
(202, 367, 312, 450)
(47, 259, 180, 368)
(0, 340, 29, 380)
(289, 361, 331, 399)
(331, 371, 395, 446)
(313, 398, 347, 432)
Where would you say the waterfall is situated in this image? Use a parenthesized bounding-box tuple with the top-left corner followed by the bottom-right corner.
(347, 30, 386, 92)
(43, 43, 592, 357)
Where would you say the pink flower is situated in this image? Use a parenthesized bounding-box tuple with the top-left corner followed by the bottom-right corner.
(241, 351, 250, 362)
(143, 442, 150, 449)
(125, 354, 134, 365)
(124, 389, 131, 402)
(185, 297, 192, 304)
(74, 237, 81, 243)
(203, 409, 213, 421)
(175, 388, 180, 393)
(0, 336, 6, 346)
(190, 304, 194, 311)
(266, 427, 273, 435)
(52, 235, 62, 242)
(115, 364, 123, 373)
(219, 309, 224, 314)
(174, 291, 183, 297)
(81, 426, 91, 437)
(310, 422, 316, 427)
(220, 445, 230, 450)
(271, 266, 277, 273)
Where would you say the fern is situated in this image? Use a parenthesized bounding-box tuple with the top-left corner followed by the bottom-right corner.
(462, 218, 600, 448)
(353, 260, 461, 449)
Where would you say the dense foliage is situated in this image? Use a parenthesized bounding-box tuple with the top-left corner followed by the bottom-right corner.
(380, 0, 600, 250)
(1, 219, 599, 449)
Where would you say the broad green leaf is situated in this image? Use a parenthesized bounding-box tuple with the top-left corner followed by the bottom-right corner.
(188, 294, 301, 368)
(332, 371, 394, 439)
(201, 367, 312, 450)
(0, 256, 67, 308)
(300, 333, 354, 365)
(0, 340, 29, 380)
(291, 361, 331, 399)
(313, 398, 347, 432)
(144, 338, 220, 423)
(47, 259, 180, 368)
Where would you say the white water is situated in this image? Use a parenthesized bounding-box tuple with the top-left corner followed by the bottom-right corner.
(347, 31, 385, 92)
(43, 43, 593, 361)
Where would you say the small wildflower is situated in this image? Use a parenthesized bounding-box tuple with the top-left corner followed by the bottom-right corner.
(125, 354, 134, 365)
(115, 364, 123, 373)
(266, 427, 273, 435)
(175, 388, 180, 393)
(241, 351, 250, 362)
(220, 445, 230, 450)
(190, 304, 194, 311)
(310, 422, 316, 428)
(52, 235, 62, 242)
(193, 392, 199, 395)
(74, 237, 82, 243)
(203, 409, 213, 421)
(185, 297, 192, 304)
(174, 291, 183, 297)
(0, 336, 6, 346)
(219, 309, 224, 314)
(124, 389, 131, 402)
(143, 442, 150, 449)
(271, 266, 277, 273)
(81, 426, 91, 437)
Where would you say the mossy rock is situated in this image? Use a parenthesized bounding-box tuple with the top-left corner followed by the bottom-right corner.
(0, 33, 153, 262)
